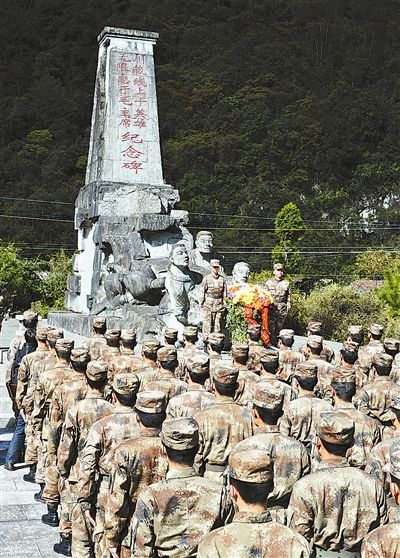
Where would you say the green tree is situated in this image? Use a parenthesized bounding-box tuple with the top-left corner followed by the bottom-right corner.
(32, 250, 72, 317)
(272, 202, 306, 273)
(354, 250, 399, 280)
(377, 266, 400, 317)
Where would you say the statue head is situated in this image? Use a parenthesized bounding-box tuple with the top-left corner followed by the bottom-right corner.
(232, 261, 250, 284)
(170, 243, 189, 268)
(195, 231, 213, 254)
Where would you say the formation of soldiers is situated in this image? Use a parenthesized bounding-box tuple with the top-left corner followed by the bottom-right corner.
(3, 309, 400, 558)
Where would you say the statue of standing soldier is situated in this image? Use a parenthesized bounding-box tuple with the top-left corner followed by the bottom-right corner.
(265, 263, 291, 346)
(200, 259, 227, 342)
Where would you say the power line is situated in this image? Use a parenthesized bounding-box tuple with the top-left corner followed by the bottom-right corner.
(0, 214, 74, 223)
(0, 196, 74, 205)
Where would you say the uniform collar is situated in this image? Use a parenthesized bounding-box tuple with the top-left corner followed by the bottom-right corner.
(255, 424, 280, 434)
(166, 466, 197, 480)
(232, 510, 271, 524)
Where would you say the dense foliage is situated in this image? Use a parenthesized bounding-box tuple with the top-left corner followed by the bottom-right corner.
(1, 1, 400, 279)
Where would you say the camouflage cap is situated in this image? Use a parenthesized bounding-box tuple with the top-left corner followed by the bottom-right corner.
(259, 349, 279, 366)
(372, 351, 393, 368)
(331, 367, 356, 384)
(105, 329, 121, 341)
(369, 323, 384, 336)
(208, 332, 225, 344)
(294, 361, 318, 379)
(55, 338, 74, 353)
(47, 328, 64, 341)
(92, 317, 106, 328)
(213, 363, 238, 385)
(142, 339, 161, 353)
(186, 352, 210, 376)
(253, 381, 285, 411)
(70, 348, 90, 364)
(86, 360, 108, 382)
(342, 340, 359, 353)
(348, 325, 363, 336)
(36, 326, 49, 341)
(161, 417, 199, 450)
(183, 326, 198, 337)
(164, 328, 178, 339)
(279, 328, 295, 339)
(228, 449, 273, 482)
(273, 263, 284, 271)
(112, 372, 140, 395)
(317, 410, 355, 446)
(135, 390, 166, 414)
(307, 321, 322, 335)
(121, 328, 136, 341)
(23, 309, 38, 321)
(247, 323, 261, 334)
(307, 334, 323, 350)
(384, 338, 400, 352)
(384, 439, 400, 480)
(210, 259, 220, 267)
(157, 346, 178, 362)
(231, 344, 249, 359)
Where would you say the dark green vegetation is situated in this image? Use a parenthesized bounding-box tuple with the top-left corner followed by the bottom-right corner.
(1, 0, 400, 278)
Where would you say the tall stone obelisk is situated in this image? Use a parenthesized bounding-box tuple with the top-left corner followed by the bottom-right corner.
(60, 27, 191, 336)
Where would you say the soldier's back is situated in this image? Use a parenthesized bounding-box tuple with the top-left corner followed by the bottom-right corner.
(361, 523, 400, 558)
(279, 395, 332, 445)
(167, 388, 215, 418)
(278, 348, 305, 382)
(365, 435, 400, 496)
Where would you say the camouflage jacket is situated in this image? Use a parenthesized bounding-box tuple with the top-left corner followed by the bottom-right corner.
(358, 376, 399, 426)
(32, 364, 72, 434)
(278, 349, 305, 383)
(299, 343, 335, 364)
(143, 373, 188, 402)
(167, 386, 215, 418)
(365, 434, 400, 497)
(78, 406, 141, 504)
(256, 376, 293, 412)
(197, 511, 312, 558)
(307, 356, 335, 401)
(15, 348, 48, 411)
(361, 523, 400, 558)
(82, 335, 107, 360)
(279, 393, 332, 447)
(265, 278, 290, 306)
(5, 331, 25, 383)
(130, 467, 233, 558)
(23, 353, 57, 414)
(288, 463, 387, 551)
(108, 354, 143, 381)
(200, 274, 227, 312)
(194, 396, 253, 470)
(104, 428, 168, 547)
(57, 395, 114, 482)
(234, 368, 260, 408)
(232, 425, 310, 503)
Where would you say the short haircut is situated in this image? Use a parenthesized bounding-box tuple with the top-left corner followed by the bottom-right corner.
(71, 361, 88, 373)
(331, 382, 356, 402)
(374, 364, 391, 377)
(294, 375, 318, 391)
(319, 437, 353, 457)
(254, 404, 283, 425)
(165, 445, 198, 466)
(160, 359, 178, 372)
(93, 324, 106, 335)
(308, 344, 322, 356)
(184, 334, 198, 344)
(86, 377, 108, 391)
(121, 338, 136, 349)
(143, 349, 157, 361)
(370, 332, 382, 341)
(208, 340, 224, 353)
(187, 369, 208, 385)
(55, 347, 71, 360)
(137, 409, 165, 429)
(261, 361, 279, 374)
(213, 380, 236, 398)
(47, 339, 58, 349)
(229, 477, 272, 504)
(248, 332, 260, 343)
(340, 347, 358, 365)
(233, 354, 248, 366)
(113, 391, 136, 408)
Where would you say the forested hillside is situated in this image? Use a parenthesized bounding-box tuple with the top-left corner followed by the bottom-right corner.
(1, 0, 400, 276)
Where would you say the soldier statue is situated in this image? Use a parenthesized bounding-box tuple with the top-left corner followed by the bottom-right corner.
(265, 263, 291, 346)
(200, 259, 227, 342)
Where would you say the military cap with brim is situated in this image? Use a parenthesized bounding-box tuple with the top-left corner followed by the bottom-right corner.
(36, 327, 49, 341)
(231, 344, 249, 359)
(307, 321, 322, 334)
(253, 382, 285, 411)
(384, 338, 400, 352)
(136, 390, 166, 414)
(183, 326, 198, 337)
(113, 372, 140, 395)
(161, 417, 199, 450)
(342, 340, 359, 353)
(23, 309, 38, 321)
(348, 325, 363, 336)
(157, 346, 178, 362)
(142, 339, 161, 353)
(383, 439, 400, 480)
(186, 352, 210, 376)
(164, 328, 178, 339)
(86, 360, 108, 381)
(210, 259, 220, 267)
(47, 328, 64, 340)
(213, 364, 238, 385)
(70, 348, 90, 363)
(121, 329, 136, 341)
(56, 338, 74, 352)
(228, 449, 273, 482)
(208, 332, 225, 343)
(372, 352, 393, 368)
(260, 349, 279, 365)
(369, 323, 384, 336)
(331, 367, 356, 384)
(105, 329, 121, 341)
(317, 410, 355, 446)
(294, 361, 318, 379)
(93, 317, 106, 328)
(247, 323, 261, 334)
(307, 335, 323, 350)
(273, 263, 284, 271)
(279, 328, 295, 339)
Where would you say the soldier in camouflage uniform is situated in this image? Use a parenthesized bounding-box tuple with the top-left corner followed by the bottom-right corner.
(78, 372, 141, 558)
(299, 321, 335, 363)
(162, 327, 179, 348)
(167, 353, 215, 418)
(277, 328, 305, 383)
(142, 346, 188, 401)
(265, 263, 291, 346)
(358, 323, 385, 372)
(130, 417, 233, 557)
(108, 329, 142, 377)
(206, 332, 224, 377)
(104, 391, 169, 558)
(288, 410, 387, 555)
(358, 352, 397, 439)
(279, 362, 332, 451)
(230, 344, 260, 407)
(384, 337, 400, 385)
(304, 335, 335, 402)
(136, 340, 160, 385)
(32, 338, 74, 506)
(197, 449, 312, 558)
(200, 259, 227, 342)
(362, 439, 400, 557)
(83, 316, 107, 359)
(246, 323, 264, 371)
(57, 360, 114, 558)
(99, 329, 121, 362)
(231, 382, 309, 514)
(194, 364, 253, 482)
(14, 326, 49, 482)
(259, 349, 292, 407)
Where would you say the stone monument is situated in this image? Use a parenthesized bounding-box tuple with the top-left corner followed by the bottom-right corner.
(48, 27, 193, 339)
